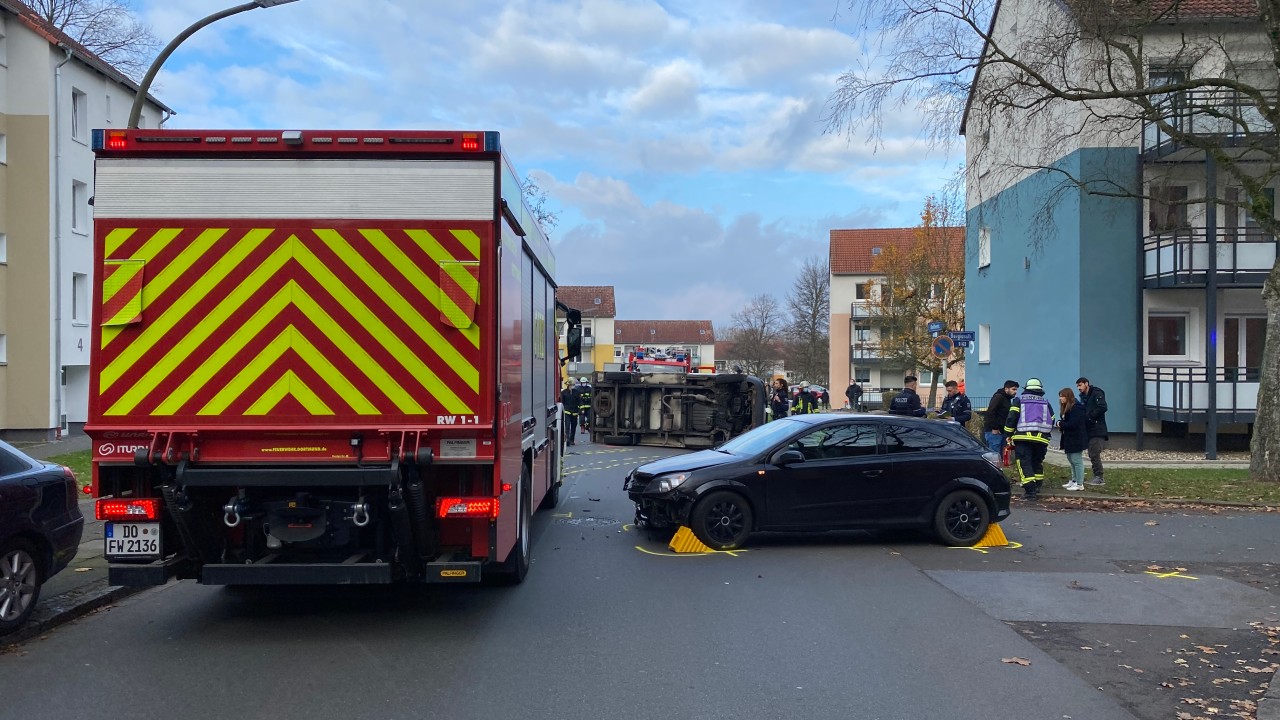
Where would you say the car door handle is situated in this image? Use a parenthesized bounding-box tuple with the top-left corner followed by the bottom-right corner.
(861, 470, 883, 477)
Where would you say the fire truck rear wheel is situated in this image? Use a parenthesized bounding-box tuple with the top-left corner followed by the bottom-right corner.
(490, 463, 532, 585)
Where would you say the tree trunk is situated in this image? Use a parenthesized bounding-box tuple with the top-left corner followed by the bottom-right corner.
(1251, 259, 1280, 481)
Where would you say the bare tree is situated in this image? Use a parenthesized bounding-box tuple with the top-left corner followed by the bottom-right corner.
(784, 256, 831, 385)
(864, 197, 965, 407)
(521, 172, 560, 237)
(727, 294, 785, 379)
(827, 0, 1280, 480)
(28, 0, 159, 81)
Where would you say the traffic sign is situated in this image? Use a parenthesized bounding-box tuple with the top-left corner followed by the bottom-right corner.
(932, 335, 954, 357)
(949, 331, 975, 343)
(927, 321, 945, 334)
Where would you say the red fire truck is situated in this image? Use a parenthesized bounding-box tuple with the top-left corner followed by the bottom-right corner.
(86, 128, 581, 586)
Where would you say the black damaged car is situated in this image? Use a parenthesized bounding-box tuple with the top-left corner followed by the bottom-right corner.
(624, 413, 1010, 549)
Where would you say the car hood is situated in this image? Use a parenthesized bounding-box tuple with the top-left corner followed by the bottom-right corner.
(637, 449, 741, 475)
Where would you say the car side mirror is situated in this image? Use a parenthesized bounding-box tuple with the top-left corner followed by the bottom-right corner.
(774, 449, 804, 466)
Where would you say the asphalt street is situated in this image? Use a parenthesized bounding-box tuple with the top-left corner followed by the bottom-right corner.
(0, 437, 1276, 720)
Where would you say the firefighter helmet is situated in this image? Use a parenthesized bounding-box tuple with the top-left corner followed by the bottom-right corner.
(579, 376, 589, 383)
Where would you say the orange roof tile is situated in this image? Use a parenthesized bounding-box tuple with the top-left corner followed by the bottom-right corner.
(829, 227, 964, 274)
(556, 285, 616, 318)
(614, 320, 715, 344)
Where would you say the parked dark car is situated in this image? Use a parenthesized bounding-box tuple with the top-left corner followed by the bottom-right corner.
(0, 441, 84, 635)
(624, 413, 1010, 549)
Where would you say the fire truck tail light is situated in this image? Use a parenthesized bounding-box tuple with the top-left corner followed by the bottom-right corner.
(460, 134, 480, 151)
(96, 498, 161, 521)
(105, 131, 127, 150)
(436, 497, 499, 519)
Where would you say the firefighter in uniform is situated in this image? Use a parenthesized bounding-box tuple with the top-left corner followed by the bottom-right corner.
(793, 381, 818, 414)
(576, 377, 592, 435)
(561, 380, 579, 446)
(1003, 377, 1054, 500)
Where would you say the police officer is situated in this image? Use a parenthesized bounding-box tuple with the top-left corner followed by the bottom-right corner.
(888, 376, 927, 417)
(561, 380, 579, 446)
(576, 376, 592, 435)
(1003, 377, 1055, 500)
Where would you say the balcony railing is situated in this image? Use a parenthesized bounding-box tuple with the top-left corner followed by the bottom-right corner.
(1142, 227, 1277, 286)
(1143, 365, 1258, 424)
(1142, 89, 1278, 156)
(850, 303, 878, 318)
(850, 344, 884, 362)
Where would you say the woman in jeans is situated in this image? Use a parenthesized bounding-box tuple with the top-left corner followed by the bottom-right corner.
(1057, 387, 1089, 490)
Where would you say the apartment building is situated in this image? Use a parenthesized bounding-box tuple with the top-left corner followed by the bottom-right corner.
(0, 0, 170, 439)
(829, 228, 966, 403)
(962, 0, 1269, 451)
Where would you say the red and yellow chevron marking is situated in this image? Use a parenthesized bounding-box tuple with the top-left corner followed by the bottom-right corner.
(101, 259, 145, 326)
(97, 224, 486, 419)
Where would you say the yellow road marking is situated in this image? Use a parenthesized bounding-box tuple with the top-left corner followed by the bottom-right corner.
(1145, 570, 1198, 580)
(635, 546, 748, 558)
(951, 541, 1023, 554)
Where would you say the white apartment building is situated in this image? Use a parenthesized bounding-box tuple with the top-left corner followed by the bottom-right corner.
(0, 0, 170, 438)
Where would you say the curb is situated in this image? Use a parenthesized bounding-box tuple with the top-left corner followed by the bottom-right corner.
(1, 580, 145, 649)
(1032, 491, 1280, 510)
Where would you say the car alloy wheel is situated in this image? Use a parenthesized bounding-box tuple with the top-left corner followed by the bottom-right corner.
(0, 542, 40, 630)
(934, 489, 990, 546)
(691, 490, 753, 551)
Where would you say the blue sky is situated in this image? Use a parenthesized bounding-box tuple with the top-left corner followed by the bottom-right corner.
(136, 0, 959, 330)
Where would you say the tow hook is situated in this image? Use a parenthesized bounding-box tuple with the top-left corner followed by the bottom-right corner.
(352, 499, 370, 527)
(223, 497, 246, 528)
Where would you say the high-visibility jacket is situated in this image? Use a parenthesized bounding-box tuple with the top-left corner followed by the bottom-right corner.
(1004, 390, 1054, 444)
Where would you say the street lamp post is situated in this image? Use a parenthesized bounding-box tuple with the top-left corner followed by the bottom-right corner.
(127, 0, 301, 129)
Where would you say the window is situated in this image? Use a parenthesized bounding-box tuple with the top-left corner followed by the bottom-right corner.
(792, 422, 879, 460)
(853, 368, 870, 383)
(0, 18, 8, 67)
(0, 334, 7, 363)
(1149, 185, 1189, 233)
(853, 324, 871, 342)
(583, 326, 592, 338)
(978, 323, 991, 364)
(0, 133, 7, 164)
(883, 424, 961, 453)
(593, 297, 601, 304)
(855, 283, 868, 300)
(0, 446, 34, 477)
(614, 347, 623, 357)
(105, 94, 112, 123)
(72, 89, 88, 142)
(72, 181, 89, 233)
(0, 233, 7, 263)
(978, 227, 991, 268)
(72, 273, 88, 323)
(1148, 314, 1188, 357)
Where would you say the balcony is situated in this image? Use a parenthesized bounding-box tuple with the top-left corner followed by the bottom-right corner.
(1142, 89, 1277, 161)
(850, 344, 885, 363)
(1143, 365, 1258, 424)
(1142, 227, 1277, 287)
(850, 303, 878, 318)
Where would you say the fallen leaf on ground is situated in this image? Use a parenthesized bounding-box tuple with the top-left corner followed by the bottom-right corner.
(1144, 520, 1159, 526)
(74, 567, 90, 573)
(1195, 646, 1218, 654)
(1002, 657, 1031, 666)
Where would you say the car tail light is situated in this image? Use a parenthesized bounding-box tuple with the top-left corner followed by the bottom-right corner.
(96, 498, 161, 521)
(436, 497, 499, 519)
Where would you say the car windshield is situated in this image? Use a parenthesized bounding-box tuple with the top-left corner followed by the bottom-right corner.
(717, 417, 805, 456)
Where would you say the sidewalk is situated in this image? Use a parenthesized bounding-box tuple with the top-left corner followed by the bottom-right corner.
(3, 434, 143, 647)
